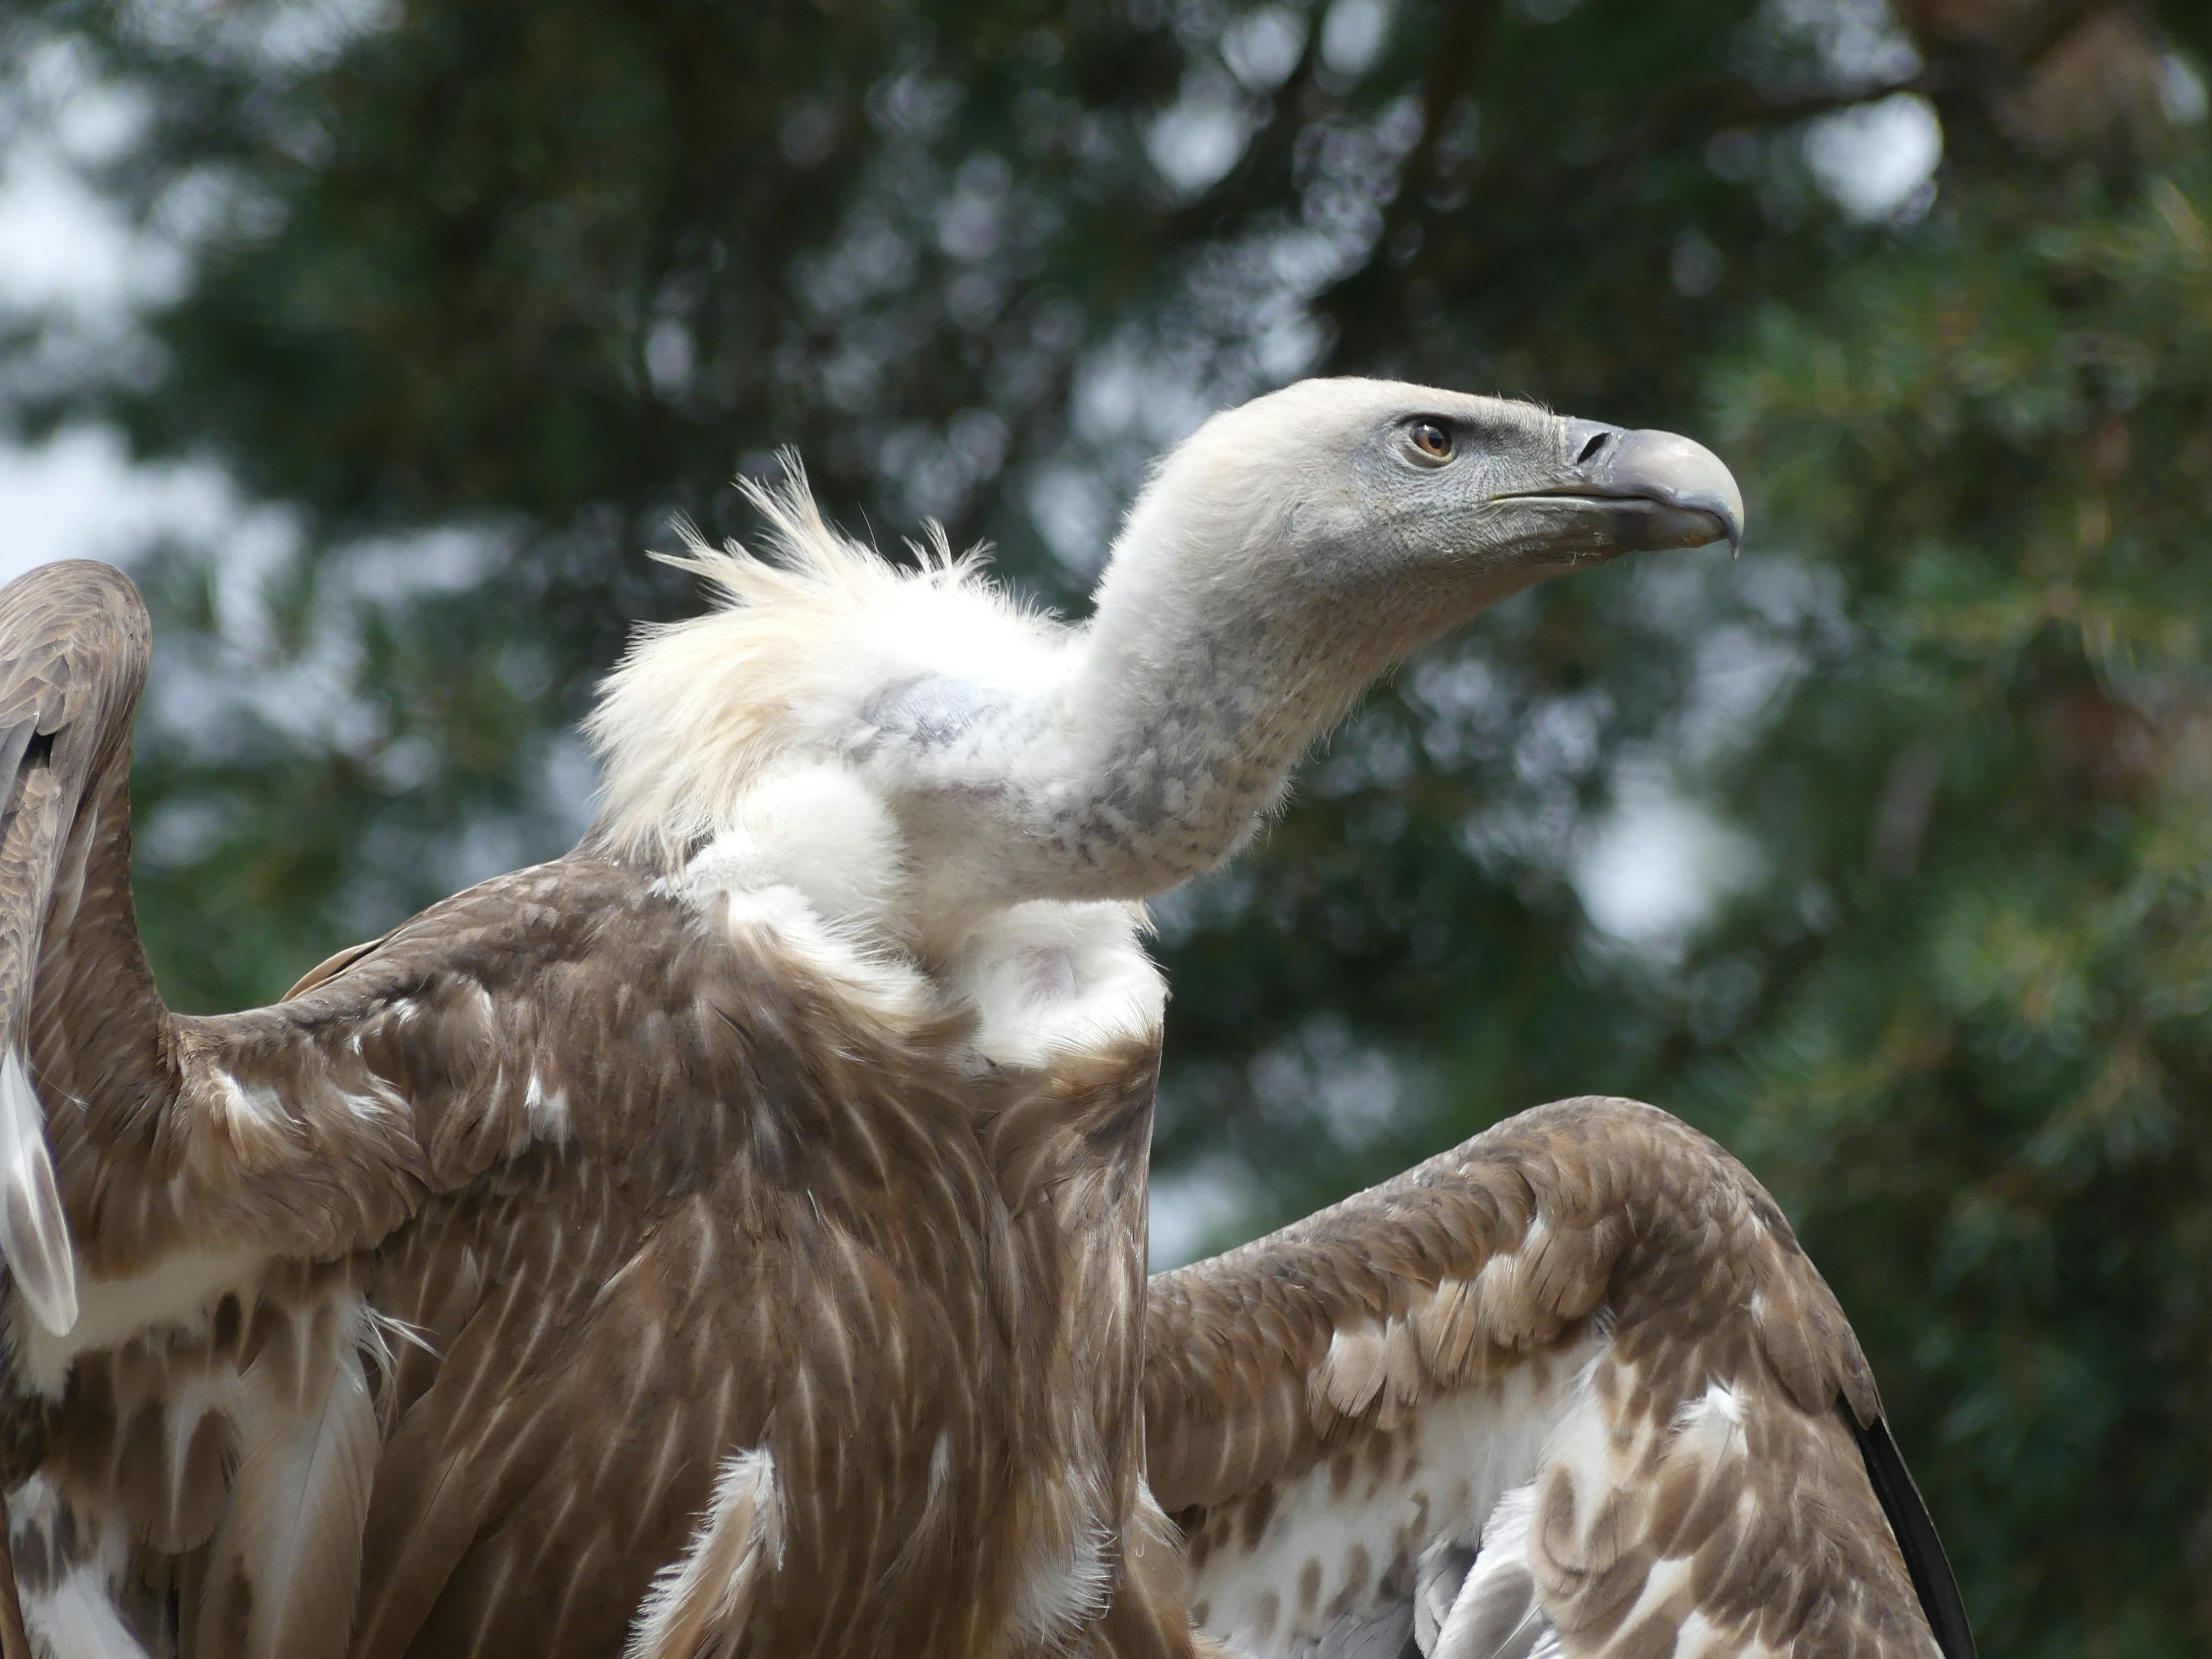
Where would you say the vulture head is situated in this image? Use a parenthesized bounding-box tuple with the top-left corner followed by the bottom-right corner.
(1102, 376, 1740, 643)
(587, 377, 1740, 978)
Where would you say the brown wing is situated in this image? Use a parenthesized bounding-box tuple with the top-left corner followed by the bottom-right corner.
(0, 562, 546, 1303)
(1143, 1096, 1964, 1659)
(0, 560, 158, 1341)
(0, 564, 743, 1657)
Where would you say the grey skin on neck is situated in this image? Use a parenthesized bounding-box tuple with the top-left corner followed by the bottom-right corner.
(865, 378, 1744, 921)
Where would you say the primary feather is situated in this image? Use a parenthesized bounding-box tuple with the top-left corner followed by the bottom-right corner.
(0, 1046, 74, 1339)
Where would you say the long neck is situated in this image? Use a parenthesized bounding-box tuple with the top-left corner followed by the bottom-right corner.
(885, 516, 1421, 922)
(1037, 568, 1352, 894)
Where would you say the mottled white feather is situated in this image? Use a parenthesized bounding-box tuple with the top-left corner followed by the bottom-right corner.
(1434, 1483, 1559, 1659)
(11, 1474, 148, 1659)
(1190, 1343, 1595, 1656)
(195, 1301, 380, 1659)
(625, 1447, 786, 1659)
(14, 1246, 261, 1398)
(950, 899, 1165, 1068)
(0, 1044, 75, 1337)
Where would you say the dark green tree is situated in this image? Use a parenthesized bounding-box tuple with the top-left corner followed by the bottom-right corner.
(2, 0, 2205, 1647)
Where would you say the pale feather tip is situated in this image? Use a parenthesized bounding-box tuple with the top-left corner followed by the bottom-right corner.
(0, 1046, 77, 1335)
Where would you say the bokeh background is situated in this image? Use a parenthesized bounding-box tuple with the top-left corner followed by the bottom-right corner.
(2, 0, 2208, 1647)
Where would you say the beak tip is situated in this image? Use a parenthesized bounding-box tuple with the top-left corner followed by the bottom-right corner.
(1606, 428, 1744, 556)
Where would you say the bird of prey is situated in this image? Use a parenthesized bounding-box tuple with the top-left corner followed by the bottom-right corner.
(0, 378, 1968, 1658)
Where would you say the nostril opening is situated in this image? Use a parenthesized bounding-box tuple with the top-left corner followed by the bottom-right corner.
(1575, 430, 1611, 466)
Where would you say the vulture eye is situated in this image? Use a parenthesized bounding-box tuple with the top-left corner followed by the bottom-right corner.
(1407, 419, 1454, 464)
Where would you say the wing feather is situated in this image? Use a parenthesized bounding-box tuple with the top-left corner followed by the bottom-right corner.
(623, 1448, 785, 1659)
(1144, 1097, 1966, 1659)
(1848, 1410, 1976, 1659)
(0, 1047, 72, 1338)
(0, 560, 164, 1337)
(194, 1298, 379, 1659)
(1433, 1484, 1551, 1659)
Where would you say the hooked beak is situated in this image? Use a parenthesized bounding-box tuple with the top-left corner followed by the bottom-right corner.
(1498, 421, 1746, 556)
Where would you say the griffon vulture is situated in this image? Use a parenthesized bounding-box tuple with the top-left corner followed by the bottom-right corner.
(0, 378, 1969, 1658)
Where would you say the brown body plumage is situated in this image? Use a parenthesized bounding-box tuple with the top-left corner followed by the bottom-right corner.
(9, 734, 1177, 1653)
(0, 379, 1968, 1659)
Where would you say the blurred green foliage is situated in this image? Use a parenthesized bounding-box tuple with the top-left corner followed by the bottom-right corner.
(3, 0, 2208, 1648)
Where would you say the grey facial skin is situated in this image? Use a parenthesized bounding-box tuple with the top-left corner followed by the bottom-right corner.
(1335, 398, 1744, 625)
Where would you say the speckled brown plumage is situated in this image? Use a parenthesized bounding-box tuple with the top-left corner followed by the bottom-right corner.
(1144, 1098, 1960, 1658)
(0, 560, 1966, 1659)
(0, 562, 1202, 1658)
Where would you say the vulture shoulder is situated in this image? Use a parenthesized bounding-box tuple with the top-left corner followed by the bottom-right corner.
(1144, 1096, 1974, 1659)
